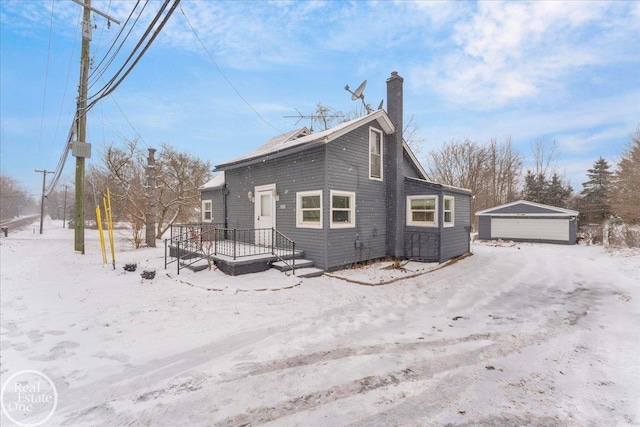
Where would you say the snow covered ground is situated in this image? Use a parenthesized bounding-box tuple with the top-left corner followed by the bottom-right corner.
(1, 219, 639, 426)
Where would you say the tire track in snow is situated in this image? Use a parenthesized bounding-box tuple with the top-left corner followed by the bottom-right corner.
(213, 329, 558, 426)
(54, 326, 277, 425)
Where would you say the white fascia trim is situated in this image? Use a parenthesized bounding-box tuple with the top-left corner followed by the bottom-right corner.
(324, 110, 395, 145)
(478, 213, 576, 217)
(475, 199, 579, 216)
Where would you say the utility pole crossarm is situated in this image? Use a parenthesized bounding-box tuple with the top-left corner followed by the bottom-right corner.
(69, 0, 121, 24)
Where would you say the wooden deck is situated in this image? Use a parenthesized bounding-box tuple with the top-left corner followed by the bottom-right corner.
(169, 239, 302, 276)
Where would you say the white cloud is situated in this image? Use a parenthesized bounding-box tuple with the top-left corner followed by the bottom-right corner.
(556, 126, 632, 154)
(412, 1, 639, 110)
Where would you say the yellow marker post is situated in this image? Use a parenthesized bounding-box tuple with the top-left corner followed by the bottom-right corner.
(104, 188, 116, 269)
(96, 206, 107, 264)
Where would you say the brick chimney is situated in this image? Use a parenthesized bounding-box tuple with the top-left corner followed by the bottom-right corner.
(385, 71, 405, 259)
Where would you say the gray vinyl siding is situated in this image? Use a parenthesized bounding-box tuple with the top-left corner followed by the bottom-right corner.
(440, 190, 471, 261)
(404, 179, 440, 261)
(200, 188, 225, 225)
(224, 147, 328, 268)
(485, 203, 564, 215)
(569, 220, 577, 244)
(478, 216, 492, 240)
(402, 152, 421, 179)
(325, 124, 388, 270)
(404, 179, 472, 262)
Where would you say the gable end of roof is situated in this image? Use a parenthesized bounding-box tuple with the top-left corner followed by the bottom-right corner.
(475, 200, 579, 216)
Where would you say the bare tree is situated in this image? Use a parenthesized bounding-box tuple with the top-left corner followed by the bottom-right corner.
(522, 138, 573, 207)
(485, 137, 522, 207)
(403, 115, 425, 158)
(44, 179, 73, 223)
(155, 144, 212, 238)
(314, 103, 345, 131)
(531, 138, 559, 178)
(425, 138, 523, 229)
(103, 139, 147, 247)
(425, 139, 489, 225)
(0, 175, 37, 220)
(612, 126, 640, 224)
(98, 140, 213, 244)
(425, 139, 488, 194)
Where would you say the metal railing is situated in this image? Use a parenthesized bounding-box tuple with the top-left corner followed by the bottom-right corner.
(273, 228, 296, 275)
(164, 223, 296, 274)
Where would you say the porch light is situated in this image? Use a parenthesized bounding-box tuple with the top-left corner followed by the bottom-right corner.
(248, 191, 254, 202)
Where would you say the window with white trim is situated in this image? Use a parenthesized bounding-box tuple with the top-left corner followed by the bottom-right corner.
(369, 127, 383, 180)
(297, 191, 322, 229)
(444, 196, 455, 227)
(330, 190, 356, 228)
(406, 195, 437, 227)
(202, 200, 212, 222)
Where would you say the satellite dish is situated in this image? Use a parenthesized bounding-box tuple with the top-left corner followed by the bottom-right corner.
(345, 79, 374, 113)
(377, 99, 384, 110)
(352, 80, 366, 100)
(345, 80, 367, 100)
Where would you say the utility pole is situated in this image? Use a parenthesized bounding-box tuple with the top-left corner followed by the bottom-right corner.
(70, 0, 119, 254)
(63, 185, 68, 228)
(35, 169, 53, 234)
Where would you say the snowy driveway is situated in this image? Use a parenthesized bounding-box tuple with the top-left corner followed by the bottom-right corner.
(1, 225, 639, 426)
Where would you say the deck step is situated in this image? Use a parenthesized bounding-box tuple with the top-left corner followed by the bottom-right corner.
(272, 259, 314, 272)
(295, 267, 325, 278)
(275, 250, 305, 261)
(180, 259, 210, 272)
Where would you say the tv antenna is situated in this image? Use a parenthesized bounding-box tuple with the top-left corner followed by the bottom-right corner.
(345, 79, 383, 114)
(283, 108, 344, 132)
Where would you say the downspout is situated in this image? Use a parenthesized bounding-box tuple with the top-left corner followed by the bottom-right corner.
(323, 147, 329, 270)
(222, 183, 229, 229)
(438, 186, 444, 263)
(468, 194, 472, 254)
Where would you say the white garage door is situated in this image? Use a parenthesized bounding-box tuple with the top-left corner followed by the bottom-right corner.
(491, 218, 569, 241)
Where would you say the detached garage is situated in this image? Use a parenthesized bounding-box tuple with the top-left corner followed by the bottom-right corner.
(476, 200, 579, 245)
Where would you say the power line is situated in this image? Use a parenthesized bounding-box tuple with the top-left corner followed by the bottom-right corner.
(48, 7, 81, 166)
(179, 5, 283, 135)
(45, 1, 180, 196)
(36, 0, 56, 167)
(88, 0, 147, 91)
(87, 0, 177, 107)
(107, 93, 148, 147)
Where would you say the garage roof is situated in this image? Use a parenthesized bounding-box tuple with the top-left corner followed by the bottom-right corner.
(475, 200, 579, 217)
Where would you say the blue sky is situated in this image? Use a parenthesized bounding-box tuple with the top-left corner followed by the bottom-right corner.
(1, 0, 639, 198)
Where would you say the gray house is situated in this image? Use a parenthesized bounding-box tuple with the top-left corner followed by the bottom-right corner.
(476, 200, 579, 245)
(200, 72, 471, 272)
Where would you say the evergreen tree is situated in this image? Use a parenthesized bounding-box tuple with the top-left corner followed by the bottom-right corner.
(580, 157, 613, 223)
(545, 173, 573, 207)
(523, 170, 572, 207)
(523, 171, 545, 203)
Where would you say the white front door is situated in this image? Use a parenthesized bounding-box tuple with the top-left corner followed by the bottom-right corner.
(254, 184, 276, 246)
